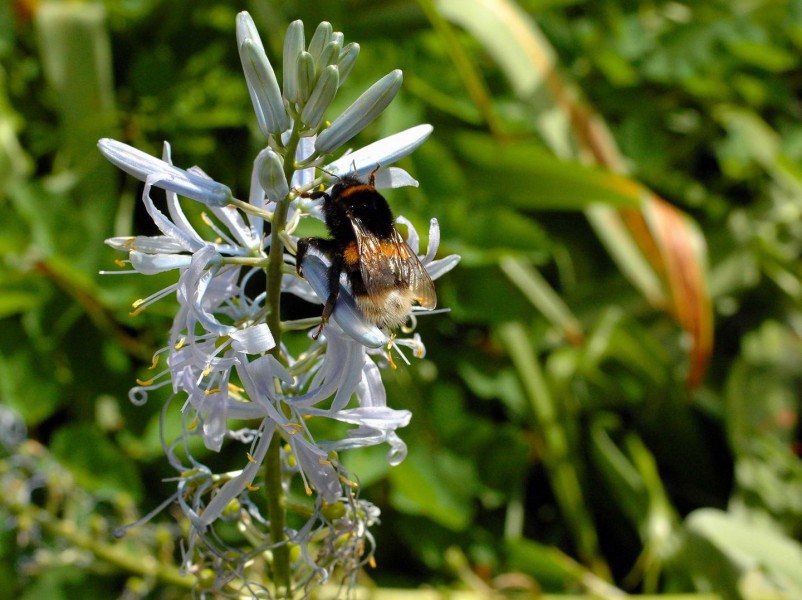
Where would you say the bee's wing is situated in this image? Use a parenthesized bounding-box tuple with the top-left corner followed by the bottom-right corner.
(350, 216, 437, 310)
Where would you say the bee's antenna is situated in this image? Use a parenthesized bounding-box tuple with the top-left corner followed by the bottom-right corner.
(318, 166, 340, 181)
(368, 163, 381, 187)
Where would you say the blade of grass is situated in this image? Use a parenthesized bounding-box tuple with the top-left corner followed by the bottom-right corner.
(500, 255, 583, 345)
(497, 322, 610, 579)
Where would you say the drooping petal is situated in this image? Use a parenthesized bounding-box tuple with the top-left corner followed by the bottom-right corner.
(98, 139, 233, 207)
(426, 254, 461, 280)
(229, 323, 275, 354)
(395, 216, 420, 255)
(373, 167, 419, 190)
(289, 435, 342, 503)
(300, 253, 388, 348)
(200, 421, 275, 526)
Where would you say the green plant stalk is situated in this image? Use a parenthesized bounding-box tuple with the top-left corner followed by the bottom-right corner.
(415, 0, 504, 137)
(262, 129, 302, 596)
(498, 322, 610, 580)
(5, 499, 194, 589)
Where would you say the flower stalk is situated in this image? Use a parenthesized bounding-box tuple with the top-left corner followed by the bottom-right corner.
(262, 129, 301, 596)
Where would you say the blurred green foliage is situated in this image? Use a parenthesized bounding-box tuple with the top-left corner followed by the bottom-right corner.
(2, 0, 802, 598)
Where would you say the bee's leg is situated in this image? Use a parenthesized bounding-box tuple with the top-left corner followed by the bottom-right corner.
(368, 164, 382, 187)
(295, 238, 310, 276)
(313, 253, 344, 340)
(298, 188, 330, 201)
(295, 237, 336, 277)
(295, 237, 343, 340)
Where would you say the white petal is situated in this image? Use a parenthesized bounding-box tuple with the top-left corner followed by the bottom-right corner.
(98, 138, 232, 207)
(324, 124, 433, 179)
(229, 324, 275, 354)
(424, 218, 440, 264)
(291, 137, 317, 188)
(201, 421, 275, 526)
(300, 253, 388, 348)
(199, 391, 228, 452)
(426, 254, 461, 280)
(373, 167, 418, 189)
(129, 250, 192, 274)
(395, 216, 420, 255)
(356, 358, 386, 408)
(141, 180, 205, 252)
(290, 436, 342, 503)
(106, 236, 186, 254)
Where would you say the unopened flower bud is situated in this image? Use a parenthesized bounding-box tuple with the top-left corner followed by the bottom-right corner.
(282, 20, 305, 104)
(257, 147, 289, 201)
(307, 21, 332, 63)
(301, 65, 339, 131)
(337, 42, 360, 85)
(317, 40, 341, 75)
(315, 70, 403, 155)
(295, 51, 316, 105)
(236, 13, 290, 137)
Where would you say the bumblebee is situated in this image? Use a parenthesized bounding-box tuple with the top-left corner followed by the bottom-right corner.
(296, 169, 436, 338)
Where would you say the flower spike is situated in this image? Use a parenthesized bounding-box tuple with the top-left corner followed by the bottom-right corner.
(98, 12, 458, 596)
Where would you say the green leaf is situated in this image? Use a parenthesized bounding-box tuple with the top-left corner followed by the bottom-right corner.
(0, 328, 62, 424)
(51, 424, 144, 502)
(682, 509, 802, 600)
(454, 131, 644, 210)
(500, 255, 583, 344)
(389, 447, 476, 530)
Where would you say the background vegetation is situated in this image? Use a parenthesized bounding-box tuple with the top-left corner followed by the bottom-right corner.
(2, 0, 802, 598)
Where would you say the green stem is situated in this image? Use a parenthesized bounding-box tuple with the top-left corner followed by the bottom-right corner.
(7, 500, 194, 589)
(497, 322, 610, 580)
(262, 129, 302, 597)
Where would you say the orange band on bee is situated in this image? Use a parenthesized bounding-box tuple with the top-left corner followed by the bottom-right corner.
(337, 184, 374, 199)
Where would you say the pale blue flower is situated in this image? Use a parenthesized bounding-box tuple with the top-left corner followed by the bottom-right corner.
(100, 11, 460, 594)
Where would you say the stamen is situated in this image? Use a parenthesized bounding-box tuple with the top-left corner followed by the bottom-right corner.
(113, 492, 180, 538)
(201, 212, 237, 247)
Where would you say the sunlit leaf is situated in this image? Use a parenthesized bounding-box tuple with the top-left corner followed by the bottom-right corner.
(683, 509, 802, 599)
(437, 0, 713, 385)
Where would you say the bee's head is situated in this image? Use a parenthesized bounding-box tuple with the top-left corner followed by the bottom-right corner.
(330, 174, 364, 199)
